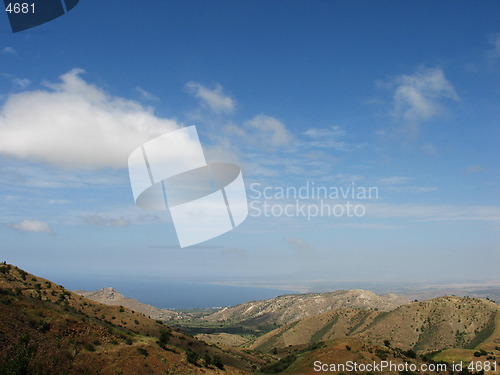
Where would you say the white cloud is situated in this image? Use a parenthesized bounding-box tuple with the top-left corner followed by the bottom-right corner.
(377, 176, 437, 193)
(391, 67, 459, 124)
(11, 77, 31, 89)
(186, 81, 235, 114)
(2, 74, 31, 89)
(244, 114, 291, 147)
(8, 219, 54, 234)
(222, 115, 292, 155)
(378, 176, 414, 185)
(135, 86, 159, 101)
(80, 215, 130, 227)
(2, 47, 17, 55)
(48, 199, 71, 204)
(0, 69, 181, 169)
(303, 126, 350, 151)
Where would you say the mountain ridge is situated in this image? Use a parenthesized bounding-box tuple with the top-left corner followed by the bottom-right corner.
(74, 287, 186, 321)
(250, 295, 500, 354)
(203, 289, 409, 327)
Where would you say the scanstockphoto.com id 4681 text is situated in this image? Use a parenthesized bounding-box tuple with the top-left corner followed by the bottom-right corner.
(313, 360, 498, 373)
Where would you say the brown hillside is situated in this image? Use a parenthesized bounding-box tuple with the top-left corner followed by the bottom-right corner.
(205, 289, 407, 327)
(251, 308, 379, 352)
(274, 337, 451, 375)
(357, 296, 500, 352)
(75, 287, 185, 321)
(251, 296, 500, 355)
(0, 263, 268, 374)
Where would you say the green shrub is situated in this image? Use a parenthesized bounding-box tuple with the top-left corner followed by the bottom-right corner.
(185, 349, 199, 365)
(213, 355, 224, 370)
(375, 348, 388, 360)
(261, 354, 296, 373)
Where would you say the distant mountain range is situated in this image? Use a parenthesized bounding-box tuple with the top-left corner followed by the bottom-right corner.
(202, 289, 409, 327)
(2, 263, 499, 374)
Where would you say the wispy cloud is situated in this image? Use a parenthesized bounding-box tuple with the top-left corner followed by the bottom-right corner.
(224, 114, 292, 152)
(380, 67, 459, 138)
(378, 176, 415, 185)
(7, 219, 54, 234)
(393, 67, 458, 122)
(2, 74, 31, 89)
(303, 126, 351, 151)
(135, 86, 159, 101)
(0, 69, 181, 169)
(186, 81, 235, 114)
(244, 115, 291, 146)
(2, 46, 17, 55)
(366, 203, 499, 223)
(377, 176, 438, 193)
(80, 215, 131, 227)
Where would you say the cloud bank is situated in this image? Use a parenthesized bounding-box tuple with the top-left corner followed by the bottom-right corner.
(8, 219, 54, 234)
(0, 69, 181, 169)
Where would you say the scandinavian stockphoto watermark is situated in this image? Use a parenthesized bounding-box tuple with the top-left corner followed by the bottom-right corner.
(128, 126, 248, 248)
(127, 126, 377, 246)
(249, 181, 379, 220)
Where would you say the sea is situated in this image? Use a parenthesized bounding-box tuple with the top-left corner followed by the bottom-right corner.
(61, 276, 296, 309)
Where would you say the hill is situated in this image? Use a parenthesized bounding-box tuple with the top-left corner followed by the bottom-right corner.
(75, 287, 185, 321)
(0, 263, 270, 374)
(203, 289, 408, 328)
(259, 337, 453, 375)
(251, 296, 500, 355)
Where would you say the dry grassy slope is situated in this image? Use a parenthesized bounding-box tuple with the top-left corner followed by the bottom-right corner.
(0, 264, 165, 336)
(357, 296, 500, 352)
(205, 289, 407, 326)
(0, 263, 268, 374)
(252, 296, 500, 354)
(251, 308, 380, 352)
(279, 338, 451, 375)
(196, 332, 252, 347)
(74, 287, 185, 321)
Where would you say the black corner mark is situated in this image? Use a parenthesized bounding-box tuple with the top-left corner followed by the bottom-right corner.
(4, 0, 79, 33)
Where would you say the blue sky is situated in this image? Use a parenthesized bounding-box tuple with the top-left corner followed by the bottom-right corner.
(0, 1, 499, 300)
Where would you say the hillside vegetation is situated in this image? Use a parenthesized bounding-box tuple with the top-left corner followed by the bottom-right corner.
(251, 296, 500, 354)
(0, 263, 269, 374)
(204, 289, 408, 328)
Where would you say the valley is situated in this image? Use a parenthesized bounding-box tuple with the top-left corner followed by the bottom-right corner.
(1, 263, 499, 374)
